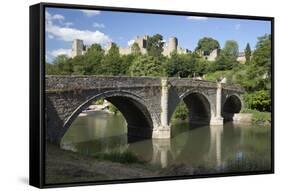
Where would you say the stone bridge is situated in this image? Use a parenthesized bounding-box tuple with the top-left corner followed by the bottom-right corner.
(45, 76, 244, 145)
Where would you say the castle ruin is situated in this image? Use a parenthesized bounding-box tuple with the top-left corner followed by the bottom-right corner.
(71, 35, 246, 63)
(71, 35, 189, 58)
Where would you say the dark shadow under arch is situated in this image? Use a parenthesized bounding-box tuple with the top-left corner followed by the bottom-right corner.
(183, 92, 211, 124)
(222, 94, 242, 122)
(170, 92, 212, 126)
(62, 91, 155, 145)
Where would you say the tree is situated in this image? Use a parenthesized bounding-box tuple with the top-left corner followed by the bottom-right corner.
(73, 44, 104, 75)
(129, 55, 165, 77)
(131, 42, 141, 55)
(252, 34, 271, 78)
(195, 37, 220, 55)
(231, 34, 271, 112)
(208, 51, 238, 72)
(120, 54, 137, 75)
(244, 43, 251, 64)
(166, 52, 192, 78)
(146, 34, 164, 57)
(244, 90, 271, 111)
(71, 55, 86, 75)
(101, 43, 122, 75)
(238, 34, 271, 92)
(208, 40, 239, 72)
(46, 62, 57, 75)
(52, 54, 73, 75)
(223, 40, 239, 59)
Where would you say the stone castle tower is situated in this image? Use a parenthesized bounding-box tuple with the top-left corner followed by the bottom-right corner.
(163, 37, 178, 56)
(134, 35, 148, 54)
(71, 39, 87, 58)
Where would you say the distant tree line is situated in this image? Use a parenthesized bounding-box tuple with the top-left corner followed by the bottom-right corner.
(46, 34, 271, 112)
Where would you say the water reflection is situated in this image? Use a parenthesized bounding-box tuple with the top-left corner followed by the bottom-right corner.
(209, 126, 223, 167)
(151, 139, 171, 168)
(61, 111, 271, 171)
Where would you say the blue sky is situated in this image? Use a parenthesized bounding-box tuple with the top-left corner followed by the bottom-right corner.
(45, 7, 271, 62)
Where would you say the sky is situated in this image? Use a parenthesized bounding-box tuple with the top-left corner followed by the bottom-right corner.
(45, 7, 271, 62)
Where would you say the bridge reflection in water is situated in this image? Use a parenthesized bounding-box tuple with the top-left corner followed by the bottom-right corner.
(61, 111, 271, 169)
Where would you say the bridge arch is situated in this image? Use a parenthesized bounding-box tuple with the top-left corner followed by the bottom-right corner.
(169, 90, 215, 125)
(48, 90, 158, 145)
(222, 94, 243, 121)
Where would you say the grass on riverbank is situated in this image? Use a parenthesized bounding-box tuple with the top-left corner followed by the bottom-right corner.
(45, 143, 158, 184)
(241, 109, 271, 125)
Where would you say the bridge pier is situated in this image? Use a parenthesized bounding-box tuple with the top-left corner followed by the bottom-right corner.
(152, 78, 171, 139)
(210, 82, 224, 126)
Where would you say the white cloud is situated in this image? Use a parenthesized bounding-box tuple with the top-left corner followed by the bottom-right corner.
(46, 11, 64, 21)
(46, 11, 111, 46)
(48, 34, 54, 39)
(93, 22, 105, 28)
(186, 16, 208, 20)
(52, 14, 64, 20)
(81, 10, 101, 17)
(235, 23, 241, 30)
(49, 48, 72, 57)
(128, 39, 135, 46)
(64, 22, 73, 27)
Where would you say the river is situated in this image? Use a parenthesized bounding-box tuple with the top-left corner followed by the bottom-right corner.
(61, 111, 271, 172)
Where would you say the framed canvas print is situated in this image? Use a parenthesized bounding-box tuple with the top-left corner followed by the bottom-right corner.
(29, 2, 274, 188)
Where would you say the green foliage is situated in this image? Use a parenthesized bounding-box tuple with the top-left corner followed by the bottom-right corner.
(244, 90, 271, 112)
(46, 62, 58, 75)
(235, 34, 271, 93)
(172, 101, 188, 120)
(73, 44, 104, 75)
(252, 34, 271, 78)
(95, 99, 104, 105)
(195, 37, 220, 55)
(166, 52, 207, 78)
(204, 70, 233, 83)
(208, 52, 238, 72)
(120, 54, 137, 75)
(108, 104, 119, 115)
(146, 34, 164, 57)
(129, 55, 165, 77)
(244, 43, 251, 64)
(101, 43, 122, 75)
(223, 40, 239, 58)
(131, 42, 141, 55)
(206, 35, 271, 112)
(45, 55, 72, 75)
(241, 109, 271, 124)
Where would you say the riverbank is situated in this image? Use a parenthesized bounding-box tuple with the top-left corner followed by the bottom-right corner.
(241, 109, 271, 126)
(45, 143, 159, 184)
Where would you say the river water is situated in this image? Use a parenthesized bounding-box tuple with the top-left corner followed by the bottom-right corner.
(61, 111, 271, 172)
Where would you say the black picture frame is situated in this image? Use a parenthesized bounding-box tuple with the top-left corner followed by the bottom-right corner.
(30, 2, 274, 188)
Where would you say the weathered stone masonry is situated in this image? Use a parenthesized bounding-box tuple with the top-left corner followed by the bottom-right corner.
(46, 76, 244, 145)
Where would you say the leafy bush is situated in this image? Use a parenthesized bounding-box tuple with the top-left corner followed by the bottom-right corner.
(95, 99, 104, 105)
(172, 101, 188, 120)
(129, 55, 165, 77)
(108, 104, 119, 115)
(244, 90, 271, 112)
